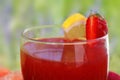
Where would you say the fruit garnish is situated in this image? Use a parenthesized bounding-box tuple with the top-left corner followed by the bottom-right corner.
(1, 71, 23, 80)
(62, 13, 86, 40)
(0, 67, 10, 77)
(86, 13, 108, 40)
(108, 71, 120, 80)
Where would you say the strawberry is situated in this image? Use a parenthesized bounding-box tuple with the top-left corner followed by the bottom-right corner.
(108, 71, 120, 80)
(0, 67, 10, 77)
(86, 13, 108, 40)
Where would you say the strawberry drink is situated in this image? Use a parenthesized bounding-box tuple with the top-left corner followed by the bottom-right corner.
(21, 13, 109, 80)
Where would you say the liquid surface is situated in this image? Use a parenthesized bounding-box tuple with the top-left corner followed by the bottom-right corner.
(21, 38, 108, 80)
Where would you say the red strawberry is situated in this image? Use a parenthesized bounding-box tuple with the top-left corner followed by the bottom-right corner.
(86, 13, 108, 40)
(0, 67, 10, 77)
(0, 71, 23, 80)
(108, 71, 120, 80)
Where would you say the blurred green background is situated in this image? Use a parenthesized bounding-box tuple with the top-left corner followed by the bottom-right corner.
(0, 0, 120, 73)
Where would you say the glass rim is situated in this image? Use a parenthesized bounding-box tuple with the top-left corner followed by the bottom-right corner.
(22, 25, 108, 45)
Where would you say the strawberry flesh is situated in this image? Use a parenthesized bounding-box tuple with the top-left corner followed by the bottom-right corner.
(86, 13, 108, 40)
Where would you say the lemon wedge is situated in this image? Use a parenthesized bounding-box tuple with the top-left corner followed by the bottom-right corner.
(62, 13, 86, 40)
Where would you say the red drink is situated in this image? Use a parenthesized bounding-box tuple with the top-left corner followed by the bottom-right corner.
(21, 37, 108, 80)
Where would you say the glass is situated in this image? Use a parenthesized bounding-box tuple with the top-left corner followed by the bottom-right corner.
(20, 25, 109, 80)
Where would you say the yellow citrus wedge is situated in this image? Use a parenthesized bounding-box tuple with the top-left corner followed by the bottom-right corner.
(62, 13, 86, 40)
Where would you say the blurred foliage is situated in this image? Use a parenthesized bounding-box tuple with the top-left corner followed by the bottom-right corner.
(0, 0, 120, 73)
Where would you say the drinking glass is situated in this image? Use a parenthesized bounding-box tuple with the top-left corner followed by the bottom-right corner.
(20, 25, 109, 80)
